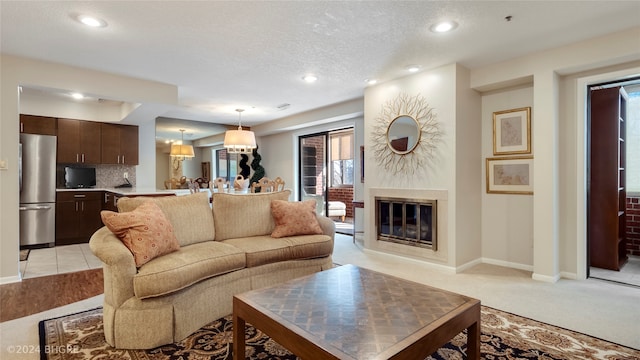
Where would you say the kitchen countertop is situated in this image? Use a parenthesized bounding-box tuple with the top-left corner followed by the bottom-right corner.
(56, 187, 178, 196)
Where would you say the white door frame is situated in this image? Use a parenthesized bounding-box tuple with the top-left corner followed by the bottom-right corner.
(575, 66, 640, 280)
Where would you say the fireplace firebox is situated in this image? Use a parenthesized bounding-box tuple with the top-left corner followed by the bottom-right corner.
(375, 197, 437, 250)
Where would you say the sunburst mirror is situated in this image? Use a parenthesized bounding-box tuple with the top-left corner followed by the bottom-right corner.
(371, 93, 442, 174)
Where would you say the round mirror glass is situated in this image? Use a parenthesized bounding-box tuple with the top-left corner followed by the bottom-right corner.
(387, 115, 420, 154)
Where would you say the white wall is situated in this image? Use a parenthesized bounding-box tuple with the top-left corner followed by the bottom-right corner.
(156, 140, 206, 189)
(454, 64, 483, 267)
(471, 27, 640, 280)
(19, 90, 132, 123)
(2, 27, 639, 283)
(363, 63, 482, 269)
(254, 97, 364, 201)
(481, 85, 534, 269)
(0, 55, 177, 283)
(156, 147, 170, 189)
(259, 117, 364, 201)
(560, 62, 640, 278)
(180, 141, 203, 180)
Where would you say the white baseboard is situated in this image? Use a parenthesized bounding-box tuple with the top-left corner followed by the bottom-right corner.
(532, 272, 561, 283)
(0, 275, 22, 285)
(560, 271, 578, 280)
(362, 247, 457, 274)
(455, 258, 483, 273)
(356, 249, 573, 282)
(482, 257, 534, 272)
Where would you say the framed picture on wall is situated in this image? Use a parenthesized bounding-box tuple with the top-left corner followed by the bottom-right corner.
(486, 156, 533, 195)
(493, 107, 531, 155)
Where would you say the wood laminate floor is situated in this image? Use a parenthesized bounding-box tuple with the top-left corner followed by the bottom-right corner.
(0, 268, 103, 322)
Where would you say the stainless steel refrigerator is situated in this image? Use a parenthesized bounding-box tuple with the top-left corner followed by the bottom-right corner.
(20, 133, 57, 247)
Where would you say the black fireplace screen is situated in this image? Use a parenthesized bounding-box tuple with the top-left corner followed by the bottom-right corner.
(376, 197, 437, 250)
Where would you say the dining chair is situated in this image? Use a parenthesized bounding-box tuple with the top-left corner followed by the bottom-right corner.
(273, 177, 285, 192)
(187, 180, 200, 194)
(212, 177, 227, 193)
(251, 177, 275, 193)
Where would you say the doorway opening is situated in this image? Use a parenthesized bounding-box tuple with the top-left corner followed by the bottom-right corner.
(298, 128, 355, 235)
(587, 78, 640, 287)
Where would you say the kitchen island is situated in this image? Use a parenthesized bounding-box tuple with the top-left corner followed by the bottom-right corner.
(55, 187, 177, 246)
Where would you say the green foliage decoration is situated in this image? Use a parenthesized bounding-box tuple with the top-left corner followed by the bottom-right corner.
(249, 145, 265, 186)
(239, 154, 251, 178)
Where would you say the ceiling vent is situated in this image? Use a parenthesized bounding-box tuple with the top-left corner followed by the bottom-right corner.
(276, 103, 291, 111)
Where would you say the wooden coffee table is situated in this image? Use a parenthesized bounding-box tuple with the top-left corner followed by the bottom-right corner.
(233, 264, 480, 359)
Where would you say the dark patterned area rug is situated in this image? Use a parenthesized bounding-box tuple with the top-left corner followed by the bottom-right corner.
(39, 306, 639, 360)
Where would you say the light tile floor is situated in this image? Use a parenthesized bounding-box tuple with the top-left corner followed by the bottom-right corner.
(590, 255, 640, 287)
(20, 244, 102, 279)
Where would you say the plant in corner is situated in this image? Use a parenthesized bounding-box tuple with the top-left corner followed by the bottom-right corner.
(239, 154, 251, 179)
(250, 145, 266, 190)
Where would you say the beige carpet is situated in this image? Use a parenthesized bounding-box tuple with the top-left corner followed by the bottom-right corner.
(38, 306, 639, 359)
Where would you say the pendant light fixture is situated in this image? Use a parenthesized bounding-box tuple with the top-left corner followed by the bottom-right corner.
(170, 129, 195, 160)
(224, 109, 257, 153)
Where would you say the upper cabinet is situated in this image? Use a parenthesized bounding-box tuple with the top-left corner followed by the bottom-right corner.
(101, 123, 139, 165)
(20, 114, 139, 165)
(19, 114, 57, 135)
(57, 119, 102, 164)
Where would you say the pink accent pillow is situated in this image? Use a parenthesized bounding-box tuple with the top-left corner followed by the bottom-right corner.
(270, 200, 323, 238)
(101, 201, 180, 267)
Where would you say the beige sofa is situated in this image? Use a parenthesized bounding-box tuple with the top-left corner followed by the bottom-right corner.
(89, 190, 334, 349)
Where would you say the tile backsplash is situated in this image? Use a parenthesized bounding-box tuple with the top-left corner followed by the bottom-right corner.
(56, 164, 136, 188)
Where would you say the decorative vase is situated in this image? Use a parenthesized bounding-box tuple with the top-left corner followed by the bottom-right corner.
(234, 175, 250, 192)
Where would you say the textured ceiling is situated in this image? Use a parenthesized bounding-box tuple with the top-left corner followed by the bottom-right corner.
(2, 1, 639, 130)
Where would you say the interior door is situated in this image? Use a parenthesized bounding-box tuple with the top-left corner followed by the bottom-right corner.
(299, 133, 327, 216)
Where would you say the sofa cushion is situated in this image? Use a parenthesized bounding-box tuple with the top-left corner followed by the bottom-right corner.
(270, 200, 323, 238)
(101, 202, 180, 267)
(118, 192, 214, 247)
(212, 190, 291, 241)
(133, 241, 246, 299)
(221, 234, 332, 268)
(282, 234, 334, 260)
(221, 237, 291, 268)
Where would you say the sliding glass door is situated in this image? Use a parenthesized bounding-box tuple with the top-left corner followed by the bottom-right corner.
(299, 133, 328, 216)
(215, 149, 238, 182)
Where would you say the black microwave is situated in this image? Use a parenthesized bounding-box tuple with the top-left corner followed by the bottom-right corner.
(64, 167, 96, 189)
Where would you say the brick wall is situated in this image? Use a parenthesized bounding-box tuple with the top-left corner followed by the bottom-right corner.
(301, 137, 324, 195)
(628, 196, 640, 256)
(328, 186, 354, 218)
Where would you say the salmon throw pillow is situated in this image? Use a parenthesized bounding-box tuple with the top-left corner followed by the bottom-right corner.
(101, 201, 180, 267)
(270, 200, 323, 238)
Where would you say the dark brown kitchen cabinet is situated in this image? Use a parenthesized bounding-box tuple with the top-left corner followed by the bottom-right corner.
(588, 86, 628, 271)
(55, 191, 103, 245)
(102, 191, 120, 212)
(101, 123, 139, 165)
(19, 114, 57, 135)
(57, 119, 102, 164)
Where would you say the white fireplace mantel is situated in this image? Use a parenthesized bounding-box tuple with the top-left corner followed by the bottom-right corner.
(367, 188, 449, 265)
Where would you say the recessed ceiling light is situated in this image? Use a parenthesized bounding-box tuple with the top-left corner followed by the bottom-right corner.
(76, 14, 107, 28)
(430, 21, 458, 33)
(302, 74, 318, 83)
(71, 92, 84, 99)
(366, 79, 378, 85)
(405, 65, 421, 73)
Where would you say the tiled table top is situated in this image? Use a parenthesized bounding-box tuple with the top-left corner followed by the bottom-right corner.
(234, 264, 480, 359)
